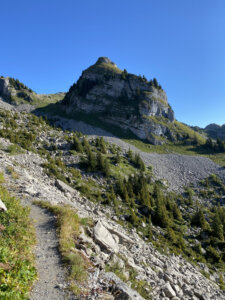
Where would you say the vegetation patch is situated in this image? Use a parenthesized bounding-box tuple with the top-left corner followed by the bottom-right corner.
(0, 174, 36, 299)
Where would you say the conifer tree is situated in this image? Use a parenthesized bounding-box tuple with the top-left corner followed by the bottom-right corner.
(212, 211, 224, 241)
(83, 137, 90, 154)
(72, 136, 83, 152)
(102, 157, 110, 177)
(127, 148, 133, 160)
(115, 151, 121, 164)
(100, 137, 107, 154)
(87, 149, 97, 171)
(191, 208, 207, 230)
(97, 151, 104, 170)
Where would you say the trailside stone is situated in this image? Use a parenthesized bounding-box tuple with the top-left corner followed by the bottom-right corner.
(55, 179, 77, 195)
(163, 282, 176, 298)
(0, 199, 7, 211)
(93, 221, 119, 253)
(101, 272, 145, 300)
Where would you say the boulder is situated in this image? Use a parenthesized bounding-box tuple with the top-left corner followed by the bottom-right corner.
(163, 282, 176, 298)
(93, 221, 119, 253)
(101, 272, 145, 300)
(55, 179, 77, 195)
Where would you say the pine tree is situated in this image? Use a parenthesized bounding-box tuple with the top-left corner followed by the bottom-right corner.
(127, 148, 133, 160)
(172, 203, 183, 221)
(205, 138, 214, 150)
(97, 151, 104, 170)
(87, 149, 97, 171)
(212, 211, 224, 241)
(72, 136, 83, 152)
(83, 137, 90, 154)
(115, 151, 121, 164)
(134, 153, 145, 171)
(191, 208, 207, 229)
(130, 207, 138, 225)
(153, 78, 159, 88)
(100, 137, 107, 154)
(102, 158, 110, 177)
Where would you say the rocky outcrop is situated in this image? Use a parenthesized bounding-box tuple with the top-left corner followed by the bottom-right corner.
(204, 123, 225, 140)
(61, 57, 176, 144)
(0, 77, 10, 99)
(0, 76, 65, 109)
(93, 221, 119, 253)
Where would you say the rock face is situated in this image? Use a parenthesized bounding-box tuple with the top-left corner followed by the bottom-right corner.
(0, 77, 10, 99)
(62, 57, 176, 144)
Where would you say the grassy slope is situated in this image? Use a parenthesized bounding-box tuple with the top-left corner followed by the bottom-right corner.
(0, 174, 36, 299)
(10, 92, 65, 108)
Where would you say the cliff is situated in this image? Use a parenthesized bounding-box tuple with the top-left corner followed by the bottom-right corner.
(62, 57, 177, 144)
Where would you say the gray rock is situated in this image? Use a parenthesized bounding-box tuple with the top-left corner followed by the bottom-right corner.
(55, 179, 77, 195)
(61, 57, 177, 145)
(163, 282, 176, 298)
(93, 221, 119, 253)
(101, 272, 145, 300)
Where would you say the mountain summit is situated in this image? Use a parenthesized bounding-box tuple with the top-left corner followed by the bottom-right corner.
(61, 57, 181, 144)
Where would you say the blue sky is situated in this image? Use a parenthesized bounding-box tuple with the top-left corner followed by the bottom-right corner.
(1, 0, 225, 127)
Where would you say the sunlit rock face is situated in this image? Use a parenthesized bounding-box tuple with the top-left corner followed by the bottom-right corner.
(62, 57, 175, 144)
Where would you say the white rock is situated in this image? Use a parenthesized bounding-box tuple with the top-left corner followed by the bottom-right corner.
(55, 179, 78, 196)
(0, 199, 7, 211)
(93, 221, 119, 253)
(163, 282, 176, 298)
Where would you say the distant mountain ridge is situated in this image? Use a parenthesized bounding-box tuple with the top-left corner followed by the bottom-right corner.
(0, 76, 65, 108)
(204, 123, 225, 140)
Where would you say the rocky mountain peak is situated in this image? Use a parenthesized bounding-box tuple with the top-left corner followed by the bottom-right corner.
(95, 56, 117, 67)
(62, 58, 179, 144)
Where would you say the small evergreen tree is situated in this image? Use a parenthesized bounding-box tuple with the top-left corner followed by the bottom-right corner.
(71, 136, 83, 152)
(212, 210, 224, 241)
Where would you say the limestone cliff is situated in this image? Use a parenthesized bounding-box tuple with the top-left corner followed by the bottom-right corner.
(62, 57, 176, 144)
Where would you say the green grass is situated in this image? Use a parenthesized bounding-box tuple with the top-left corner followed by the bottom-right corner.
(10, 93, 65, 108)
(86, 61, 122, 74)
(6, 144, 24, 155)
(0, 175, 37, 299)
(123, 138, 225, 166)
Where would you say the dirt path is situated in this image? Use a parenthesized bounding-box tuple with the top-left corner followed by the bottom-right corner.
(28, 204, 69, 300)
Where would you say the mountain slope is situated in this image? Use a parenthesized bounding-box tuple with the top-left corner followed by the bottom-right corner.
(204, 123, 225, 140)
(0, 76, 65, 109)
(61, 57, 204, 145)
(0, 106, 225, 299)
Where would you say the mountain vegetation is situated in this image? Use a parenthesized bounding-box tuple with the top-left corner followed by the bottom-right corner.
(0, 58, 224, 299)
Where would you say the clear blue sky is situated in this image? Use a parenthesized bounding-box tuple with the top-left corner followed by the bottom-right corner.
(1, 0, 225, 127)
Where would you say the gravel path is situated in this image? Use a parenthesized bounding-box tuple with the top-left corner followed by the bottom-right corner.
(56, 117, 225, 192)
(29, 204, 68, 300)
